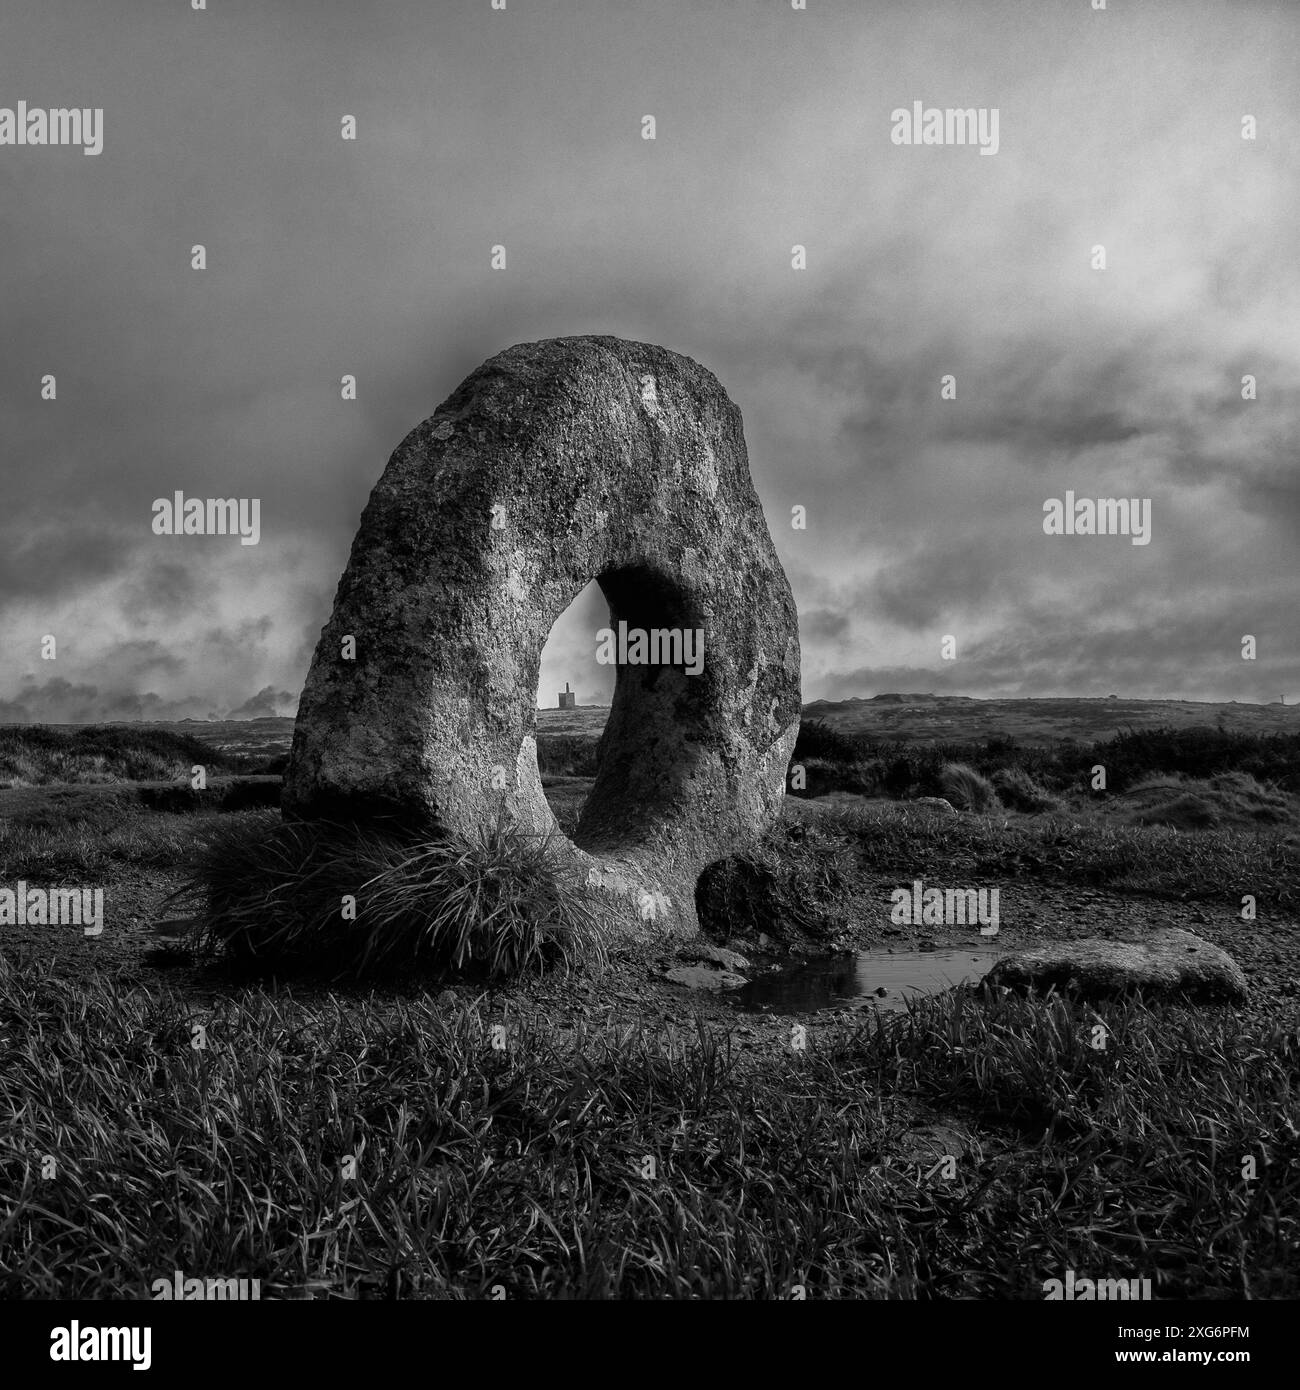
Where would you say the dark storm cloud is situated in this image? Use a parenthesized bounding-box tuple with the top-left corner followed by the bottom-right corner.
(938, 403, 1142, 456)
(800, 609, 852, 643)
(201, 617, 274, 655)
(104, 639, 186, 680)
(0, 677, 213, 724)
(1, 0, 1297, 713)
(929, 594, 1300, 703)
(0, 674, 304, 724)
(228, 685, 297, 719)
(0, 523, 131, 601)
(871, 542, 1012, 633)
(118, 559, 202, 625)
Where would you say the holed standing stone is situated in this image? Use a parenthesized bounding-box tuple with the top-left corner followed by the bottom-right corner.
(282, 335, 801, 943)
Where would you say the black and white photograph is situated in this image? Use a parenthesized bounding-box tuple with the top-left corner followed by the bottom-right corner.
(0, 0, 1296, 1362)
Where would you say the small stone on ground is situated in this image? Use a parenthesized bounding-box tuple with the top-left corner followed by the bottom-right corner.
(676, 942, 752, 971)
(985, 928, 1247, 1004)
(662, 965, 749, 991)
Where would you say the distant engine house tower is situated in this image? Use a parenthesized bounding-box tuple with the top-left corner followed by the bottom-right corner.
(558, 681, 576, 710)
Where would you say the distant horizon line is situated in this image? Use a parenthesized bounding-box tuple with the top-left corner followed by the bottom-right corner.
(4, 691, 1292, 727)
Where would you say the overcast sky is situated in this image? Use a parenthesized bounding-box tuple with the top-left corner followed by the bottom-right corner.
(1, 0, 1296, 721)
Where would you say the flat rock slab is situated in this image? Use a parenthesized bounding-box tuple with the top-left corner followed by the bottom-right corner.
(662, 965, 749, 991)
(986, 928, 1247, 1004)
(283, 335, 801, 946)
(887, 1121, 982, 1170)
(676, 942, 752, 971)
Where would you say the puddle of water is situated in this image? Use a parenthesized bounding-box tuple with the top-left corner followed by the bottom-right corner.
(735, 948, 1003, 1016)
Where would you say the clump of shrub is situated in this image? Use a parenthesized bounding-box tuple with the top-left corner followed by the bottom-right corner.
(793, 718, 868, 765)
(0, 725, 240, 787)
(939, 762, 999, 813)
(788, 756, 883, 799)
(845, 759, 885, 796)
(788, 722, 1300, 807)
(991, 767, 1061, 814)
(883, 756, 917, 799)
(135, 779, 282, 814)
(171, 808, 605, 980)
(1122, 771, 1296, 831)
(1208, 771, 1294, 823)
(1130, 793, 1218, 830)
(696, 821, 855, 944)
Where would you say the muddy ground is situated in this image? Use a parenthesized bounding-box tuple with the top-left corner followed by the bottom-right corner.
(5, 792, 1296, 1077)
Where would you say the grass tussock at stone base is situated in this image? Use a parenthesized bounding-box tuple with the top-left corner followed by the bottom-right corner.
(172, 810, 606, 982)
(0, 955, 1295, 1299)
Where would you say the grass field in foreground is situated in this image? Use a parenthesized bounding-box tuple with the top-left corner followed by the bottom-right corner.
(0, 957, 1295, 1299)
(1, 716, 1297, 1298)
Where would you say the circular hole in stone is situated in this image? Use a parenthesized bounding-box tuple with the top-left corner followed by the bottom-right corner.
(536, 580, 611, 838)
(575, 564, 708, 859)
(534, 566, 709, 858)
